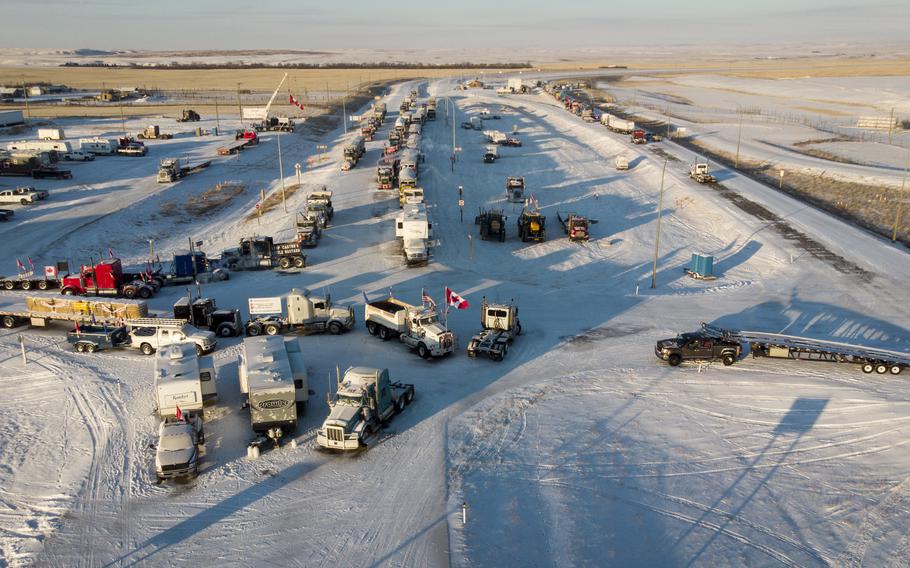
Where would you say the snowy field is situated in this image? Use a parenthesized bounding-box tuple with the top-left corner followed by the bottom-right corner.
(1, 76, 910, 567)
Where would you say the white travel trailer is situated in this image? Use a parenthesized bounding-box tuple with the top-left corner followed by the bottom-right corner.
(238, 336, 308, 447)
(154, 342, 217, 420)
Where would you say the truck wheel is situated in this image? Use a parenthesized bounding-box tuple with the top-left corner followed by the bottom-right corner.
(293, 257, 305, 269)
(891, 365, 903, 375)
(62, 288, 75, 296)
(2, 316, 16, 328)
(722, 354, 736, 366)
(668, 354, 682, 367)
(138, 287, 152, 299)
(862, 362, 874, 374)
(122, 286, 137, 299)
(86, 343, 97, 353)
(217, 324, 235, 338)
(279, 257, 292, 269)
(3, 281, 13, 290)
(328, 322, 343, 335)
(515, 323, 522, 336)
(195, 344, 204, 357)
(491, 350, 504, 362)
(20, 280, 31, 290)
(247, 324, 262, 336)
(37, 280, 48, 290)
(876, 363, 888, 374)
(417, 343, 430, 359)
(140, 343, 154, 356)
(20, 198, 28, 205)
(367, 321, 378, 336)
(75, 342, 86, 353)
(378, 326, 390, 341)
(265, 324, 281, 336)
(406, 390, 414, 404)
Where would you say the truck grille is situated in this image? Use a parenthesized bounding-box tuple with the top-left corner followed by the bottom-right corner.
(160, 463, 188, 472)
(327, 427, 344, 442)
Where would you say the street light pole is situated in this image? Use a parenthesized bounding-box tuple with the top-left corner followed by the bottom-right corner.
(277, 130, 287, 213)
(735, 110, 743, 169)
(651, 159, 668, 289)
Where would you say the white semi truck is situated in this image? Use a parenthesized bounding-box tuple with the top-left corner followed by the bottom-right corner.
(395, 204, 432, 265)
(238, 336, 308, 452)
(467, 298, 522, 361)
(316, 367, 414, 450)
(246, 288, 355, 336)
(364, 296, 456, 358)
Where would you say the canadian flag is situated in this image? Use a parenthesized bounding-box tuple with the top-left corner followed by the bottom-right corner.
(445, 287, 470, 310)
(175, 404, 184, 422)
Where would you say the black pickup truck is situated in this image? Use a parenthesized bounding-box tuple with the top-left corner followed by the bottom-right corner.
(655, 331, 742, 367)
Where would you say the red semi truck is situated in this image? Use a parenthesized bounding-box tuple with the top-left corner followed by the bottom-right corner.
(60, 259, 157, 299)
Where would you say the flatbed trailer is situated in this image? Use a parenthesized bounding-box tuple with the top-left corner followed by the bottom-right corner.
(701, 323, 910, 375)
(217, 140, 250, 156)
(0, 294, 147, 329)
(0, 276, 58, 291)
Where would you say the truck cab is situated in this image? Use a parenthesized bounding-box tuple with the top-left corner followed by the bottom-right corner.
(399, 187, 424, 208)
(655, 332, 742, 366)
(174, 296, 243, 338)
(316, 367, 414, 450)
(127, 318, 217, 355)
(60, 259, 155, 299)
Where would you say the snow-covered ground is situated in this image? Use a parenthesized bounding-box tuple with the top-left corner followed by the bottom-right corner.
(1, 76, 909, 567)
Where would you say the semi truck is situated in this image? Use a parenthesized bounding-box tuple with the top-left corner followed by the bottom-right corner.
(214, 236, 306, 271)
(60, 259, 157, 299)
(238, 336, 308, 452)
(174, 295, 243, 338)
(690, 161, 717, 184)
(631, 129, 647, 144)
(467, 298, 522, 361)
(245, 288, 355, 336)
(364, 296, 456, 359)
(315, 367, 414, 450)
(156, 158, 212, 183)
(395, 204, 432, 265)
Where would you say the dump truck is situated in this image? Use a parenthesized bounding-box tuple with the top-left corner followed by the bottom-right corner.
(484, 130, 508, 145)
(239, 336, 308, 452)
(467, 298, 522, 361)
(60, 259, 157, 299)
(246, 288, 355, 336)
(174, 295, 243, 338)
(138, 125, 173, 140)
(177, 110, 201, 122)
(475, 208, 507, 242)
(214, 236, 306, 271)
(156, 158, 212, 183)
(557, 212, 597, 242)
(316, 366, 414, 450)
(364, 296, 456, 359)
(690, 161, 717, 183)
(517, 207, 546, 242)
(506, 177, 525, 202)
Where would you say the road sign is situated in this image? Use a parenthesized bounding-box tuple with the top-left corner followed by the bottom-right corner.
(458, 199, 465, 207)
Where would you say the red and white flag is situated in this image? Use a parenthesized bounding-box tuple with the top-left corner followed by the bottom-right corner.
(175, 404, 183, 422)
(288, 93, 305, 110)
(445, 287, 470, 310)
(108, 248, 115, 259)
(26, 256, 34, 268)
(16, 258, 24, 271)
(421, 288, 436, 309)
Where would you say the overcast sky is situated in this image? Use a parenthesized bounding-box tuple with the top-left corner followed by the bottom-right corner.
(0, 0, 904, 50)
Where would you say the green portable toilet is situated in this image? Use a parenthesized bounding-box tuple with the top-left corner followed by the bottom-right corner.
(690, 253, 714, 278)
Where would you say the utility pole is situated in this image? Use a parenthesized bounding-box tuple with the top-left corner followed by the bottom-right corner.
(891, 145, 910, 242)
(21, 80, 30, 119)
(278, 129, 287, 213)
(236, 83, 243, 122)
(889, 107, 895, 145)
(214, 97, 221, 133)
(118, 98, 127, 137)
(735, 111, 743, 169)
(651, 159, 668, 289)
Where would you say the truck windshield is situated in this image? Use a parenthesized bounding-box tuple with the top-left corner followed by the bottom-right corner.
(419, 315, 438, 326)
(336, 394, 363, 406)
(159, 432, 193, 451)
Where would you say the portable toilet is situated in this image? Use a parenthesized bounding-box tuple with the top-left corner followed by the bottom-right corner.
(211, 127, 218, 136)
(689, 253, 715, 279)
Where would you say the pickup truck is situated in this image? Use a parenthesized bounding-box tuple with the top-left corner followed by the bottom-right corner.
(654, 331, 742, 367)
(155, 416, 204, 482)
(0, 187, 48, 205)
(63, 151, 95, 162)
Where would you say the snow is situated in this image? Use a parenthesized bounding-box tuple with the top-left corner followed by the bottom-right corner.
(0, 75, 909, 567)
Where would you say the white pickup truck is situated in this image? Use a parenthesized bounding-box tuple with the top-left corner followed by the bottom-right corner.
(126, 318, 217, 355)
(364, 297, 456, 358)
(0, 187, 48, 205)
(155, 416, 203, 482)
